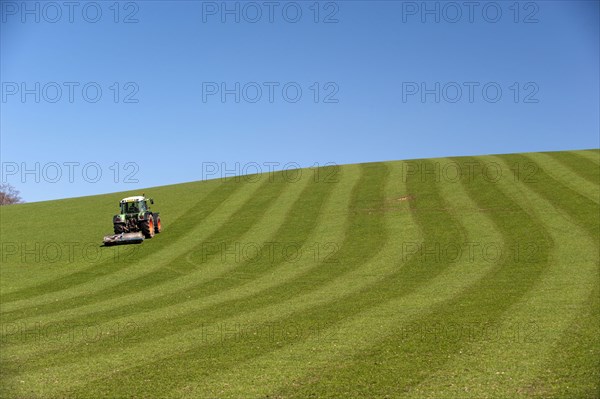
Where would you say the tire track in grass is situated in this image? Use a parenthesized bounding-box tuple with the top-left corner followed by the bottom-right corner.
(526, 153, 599, 204)
(269, 156, 552, 398)
(2, 166, 341, 389)
(173, 158, 504, 398)
(408, 154, 598, 398)
(543, 151, 600, 186)
(0, 181, 242, 305)
(0, 173, 290, 324)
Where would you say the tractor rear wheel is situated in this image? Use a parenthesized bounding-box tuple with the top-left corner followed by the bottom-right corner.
(141, 217, 155, 239)
(154, 216, 162, 233)
(114, 223, 126, 234)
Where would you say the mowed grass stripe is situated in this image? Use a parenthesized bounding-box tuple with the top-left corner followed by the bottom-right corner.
(408, 154, 599, 398)
(3, 167, 341, 384)
(1, 173, 290, 323)
(0, 168, 316, 365)
(512, 154, 599, 239)
(0, 180, 243, 305)
(575, 148, 600, 165)
(544, 150, 600, 186)
(529, 284, 599, 398)
(180, 158, 506, 398)
(38, 163, 385, 398)
(273, 156, 552, 397)
(525, 152, 599, 204)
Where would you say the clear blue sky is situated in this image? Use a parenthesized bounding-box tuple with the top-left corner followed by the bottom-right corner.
(1, 0, 598, 202)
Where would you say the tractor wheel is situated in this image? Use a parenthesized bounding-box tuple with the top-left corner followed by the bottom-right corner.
(154, 216, 162, 233)
(141, 217, 155, 239)
(114, 223, 126, 234)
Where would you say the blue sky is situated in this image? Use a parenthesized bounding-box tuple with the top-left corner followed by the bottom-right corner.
(1, 0, 599, 202)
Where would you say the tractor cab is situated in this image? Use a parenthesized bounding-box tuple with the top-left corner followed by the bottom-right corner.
(120, 196, 151, 215)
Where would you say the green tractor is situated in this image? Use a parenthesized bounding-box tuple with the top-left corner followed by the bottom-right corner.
(103, 195, 162, 245)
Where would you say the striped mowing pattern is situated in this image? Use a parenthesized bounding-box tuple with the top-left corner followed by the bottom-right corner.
(0, 151, 598, 398)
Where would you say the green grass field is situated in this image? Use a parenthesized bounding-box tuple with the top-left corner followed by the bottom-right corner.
(1, 150, 598, 398)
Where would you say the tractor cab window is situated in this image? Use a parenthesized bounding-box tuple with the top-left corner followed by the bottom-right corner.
(121, 202, 140, 214)
(139, 201, 147, 212)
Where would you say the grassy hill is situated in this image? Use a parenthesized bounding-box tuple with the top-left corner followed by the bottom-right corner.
(1, 150, 598, 398)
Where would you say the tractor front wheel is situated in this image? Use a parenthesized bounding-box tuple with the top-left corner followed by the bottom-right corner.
(141, 217, 155, 239)
(154, 216, 162, 233)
